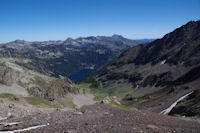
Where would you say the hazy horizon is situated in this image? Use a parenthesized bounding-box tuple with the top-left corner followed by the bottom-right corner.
(1, 34, 157, 44)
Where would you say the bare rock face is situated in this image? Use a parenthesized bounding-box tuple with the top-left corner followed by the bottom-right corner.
(101, 96, 120, 104)
(101, 96, 111, 104)
(0, 63, 19, 86)
(29, 77, 80, 101)
(0, 62, 80, 101)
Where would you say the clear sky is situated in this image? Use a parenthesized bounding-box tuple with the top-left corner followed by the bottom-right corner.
(0, 0, 199, 43)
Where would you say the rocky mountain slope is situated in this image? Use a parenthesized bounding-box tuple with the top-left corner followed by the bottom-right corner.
(0, 58, 96, 108)
(0, 104, 200, 133)
(86, 20, 200, 117)
(0, 35, 138, 79)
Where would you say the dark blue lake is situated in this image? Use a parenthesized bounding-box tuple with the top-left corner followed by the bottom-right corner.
(69, 69, 92, 82)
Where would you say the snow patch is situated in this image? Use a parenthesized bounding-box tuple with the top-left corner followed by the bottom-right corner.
(0, 122, 22, 126)
(0, 123, 49, 133)
(0, 117, 7, 121)
(160, 91, 193, 115)
(160, 60, 166, 65)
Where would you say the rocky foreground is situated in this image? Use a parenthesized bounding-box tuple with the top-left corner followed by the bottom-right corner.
(0, 104, 200, 133)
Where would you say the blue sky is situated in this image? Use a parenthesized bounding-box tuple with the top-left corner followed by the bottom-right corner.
(0, 0, 199, 43)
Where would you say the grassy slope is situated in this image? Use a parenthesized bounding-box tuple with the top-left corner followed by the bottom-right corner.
(78, 82, 147, 110)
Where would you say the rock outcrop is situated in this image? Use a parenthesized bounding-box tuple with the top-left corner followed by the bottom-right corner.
(0, 63, 19, 86)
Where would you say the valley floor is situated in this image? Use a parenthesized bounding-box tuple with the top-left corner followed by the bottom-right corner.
(0, 103, 200, 133)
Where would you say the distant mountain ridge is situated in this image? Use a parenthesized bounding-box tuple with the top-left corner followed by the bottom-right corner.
(0, 35, 139, 79)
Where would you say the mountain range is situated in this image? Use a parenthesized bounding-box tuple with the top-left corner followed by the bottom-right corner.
(0, 21, 200, 132)
(0, 34, 141, 108)
(0, 35, 139, 79)
(84, 20, 200, 117)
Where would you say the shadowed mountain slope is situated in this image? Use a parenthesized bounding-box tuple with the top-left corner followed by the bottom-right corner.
(86, 21, 200, 117)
